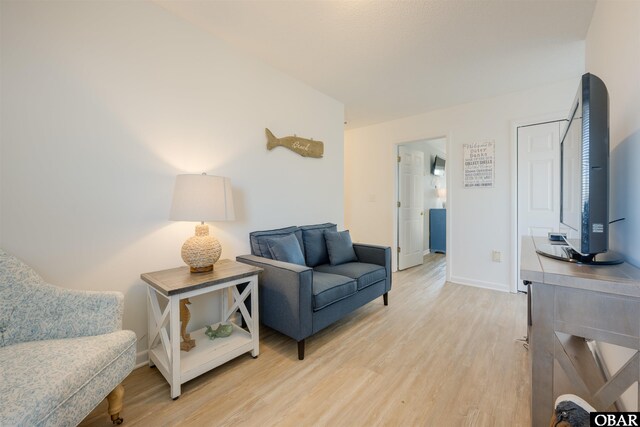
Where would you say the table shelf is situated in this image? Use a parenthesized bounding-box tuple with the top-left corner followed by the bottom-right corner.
(149, 323, 253, 383)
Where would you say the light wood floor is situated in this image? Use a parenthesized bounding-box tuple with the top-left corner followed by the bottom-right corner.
(81, 254, 530, 426)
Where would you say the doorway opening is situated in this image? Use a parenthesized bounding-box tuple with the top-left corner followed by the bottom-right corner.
(396, 137, 447, 271)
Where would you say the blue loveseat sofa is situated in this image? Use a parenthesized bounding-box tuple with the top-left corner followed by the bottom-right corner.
(236, 223, 391, 359)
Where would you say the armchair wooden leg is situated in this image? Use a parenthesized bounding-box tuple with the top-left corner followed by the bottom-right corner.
(107, 383, 125, 425)
(383, 292, 388, 306)
(297, 340, 305, 360)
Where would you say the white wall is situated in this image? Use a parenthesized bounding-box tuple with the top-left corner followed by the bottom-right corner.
(0, 1, 344, 362)
(345, 78, 580, 290)
(585, 0, 640, 411)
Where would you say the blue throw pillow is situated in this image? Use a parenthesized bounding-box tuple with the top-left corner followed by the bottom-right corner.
(324, 230, 358, 266)
(300, 223, 337, 267)
(249, 226, 302, 258)
(265, 234, 305, 265)
(302, 229, 329, 266)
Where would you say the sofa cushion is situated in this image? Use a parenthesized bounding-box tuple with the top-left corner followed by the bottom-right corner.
(0, 330, 136, 426)
(249, 226, 303, 259)
(266, 234, 305, 265)
(324, 230, 358, 265)
(312, 272, 357, 311)
(300, 223, 337, 267)
(314, 262, 386, 290)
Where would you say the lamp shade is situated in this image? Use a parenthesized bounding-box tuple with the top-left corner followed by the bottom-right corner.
(170, 174, 235, 222)
(436, 188, 447, 199)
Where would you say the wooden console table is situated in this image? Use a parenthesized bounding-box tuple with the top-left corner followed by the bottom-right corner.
(141, 259, 262, 399)
(521, 236, 640, 426)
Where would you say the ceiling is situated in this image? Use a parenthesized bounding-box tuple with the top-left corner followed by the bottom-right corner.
(157, 0, 596, 129)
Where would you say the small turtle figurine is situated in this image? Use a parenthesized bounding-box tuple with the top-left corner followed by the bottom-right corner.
(205, 323, 233, 340)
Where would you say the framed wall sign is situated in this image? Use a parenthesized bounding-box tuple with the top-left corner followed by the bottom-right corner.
(463, 141, 495, 188)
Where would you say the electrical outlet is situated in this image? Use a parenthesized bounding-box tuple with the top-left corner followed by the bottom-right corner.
(492, 250, 502, 262)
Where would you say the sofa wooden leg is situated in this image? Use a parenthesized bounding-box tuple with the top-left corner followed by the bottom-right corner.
(297, 340, 305, 360)
(107, 383, 125, 425)
(383, 292, 389, 306)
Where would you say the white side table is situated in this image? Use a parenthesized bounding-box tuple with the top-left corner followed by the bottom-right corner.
(141, 259, 262, 399)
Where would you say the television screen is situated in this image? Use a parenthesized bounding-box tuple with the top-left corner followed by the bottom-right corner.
(537, 73, 621, 265)
(432, 155, 445, 176)
(560, 101, 582, 233)
(559, 73, 610, 257)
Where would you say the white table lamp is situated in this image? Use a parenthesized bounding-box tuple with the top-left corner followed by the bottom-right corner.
(170, 174, 235, 273)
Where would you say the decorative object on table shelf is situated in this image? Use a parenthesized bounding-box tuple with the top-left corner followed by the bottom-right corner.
(205, 323, 233, 340)
(170, 173, 235, 273)
(179, 299, 196, 352)
(265, 128, 324, 158)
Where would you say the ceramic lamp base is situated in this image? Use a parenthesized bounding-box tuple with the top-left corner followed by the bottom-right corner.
(181, 224, 222, 273)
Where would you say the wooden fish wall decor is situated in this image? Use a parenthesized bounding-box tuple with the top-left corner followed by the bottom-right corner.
(265, 128, 324, 158)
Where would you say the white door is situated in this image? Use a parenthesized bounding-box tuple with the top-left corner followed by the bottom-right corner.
(517, 121, 561, 291)
(398, 146, 424, 270)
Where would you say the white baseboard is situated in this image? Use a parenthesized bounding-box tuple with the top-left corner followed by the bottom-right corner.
(135, 350, 149, 369)
(423, 250, 430, 256)
(449, 275, 509, 293)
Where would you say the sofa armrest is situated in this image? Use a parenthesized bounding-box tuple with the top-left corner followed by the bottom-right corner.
(353, 244, 392, 292)
(353, 244, 390, 268)
(237, 254, 311, 274)
(236, 254, 313, 341)
(1, 282, 124, 347)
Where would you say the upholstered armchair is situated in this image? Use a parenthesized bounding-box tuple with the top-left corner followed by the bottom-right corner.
(0, 249, 136, 425)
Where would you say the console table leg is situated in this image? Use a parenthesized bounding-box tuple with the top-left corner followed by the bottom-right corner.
(169, 296, 181, 399)
(530, 282, 555, 427)
(250, 277, 259, 357)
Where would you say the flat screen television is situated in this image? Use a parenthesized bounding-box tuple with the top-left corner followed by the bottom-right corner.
(432, 155, 445, 176)
(537, 73, 622, 265)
